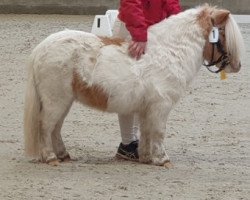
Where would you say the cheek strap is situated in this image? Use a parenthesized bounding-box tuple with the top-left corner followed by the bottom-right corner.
(203, 38, 230, 73)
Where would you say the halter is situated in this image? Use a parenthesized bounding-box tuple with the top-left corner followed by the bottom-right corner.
(203, 27, 230, 73)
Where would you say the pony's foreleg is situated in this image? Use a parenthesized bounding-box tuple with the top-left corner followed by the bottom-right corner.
(51, 101, 73, 161)
(140, 101, 171, 166)
(138, 113, 152, 164)
(150, 127, 170, 166)
(151, 102, 171, 166)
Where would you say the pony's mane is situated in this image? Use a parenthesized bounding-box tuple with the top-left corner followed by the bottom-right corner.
(225, 14, 245, 62)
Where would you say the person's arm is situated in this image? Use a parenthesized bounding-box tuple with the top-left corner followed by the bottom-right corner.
(163, 0, 182, 17)
(119, 0, 148, 42)
(119, 0, 148, 59)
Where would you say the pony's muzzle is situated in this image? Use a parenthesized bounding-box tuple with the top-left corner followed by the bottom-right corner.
(226, 61, 241, 73)
(233, 61, 241, 73)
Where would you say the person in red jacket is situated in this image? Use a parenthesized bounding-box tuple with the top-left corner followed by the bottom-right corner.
(114, 0, 181, 161)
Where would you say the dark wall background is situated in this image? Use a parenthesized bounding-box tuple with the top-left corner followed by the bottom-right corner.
(0, 0, 249, 15)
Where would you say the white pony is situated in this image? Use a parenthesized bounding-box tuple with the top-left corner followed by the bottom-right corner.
(24, 5, 244, 166)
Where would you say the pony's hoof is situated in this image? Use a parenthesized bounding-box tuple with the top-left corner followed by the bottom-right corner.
(57, 152, 69, 161)
(152, 155, 170, 166)
(48, 159, 60, 166)
(60, 154, 78, 162)
(41, 152, 57, 163)
(139, 156, 152, 164)
(164, 161, 174, 169)
(44, 153, 60, 166)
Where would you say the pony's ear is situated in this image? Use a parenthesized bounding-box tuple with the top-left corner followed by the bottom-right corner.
(212, 9, 230, 25)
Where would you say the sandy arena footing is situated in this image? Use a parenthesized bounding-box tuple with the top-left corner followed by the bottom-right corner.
(0, 14, 249, 200)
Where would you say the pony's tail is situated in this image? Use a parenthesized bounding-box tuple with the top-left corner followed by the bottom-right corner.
(23, 56, 41, 157)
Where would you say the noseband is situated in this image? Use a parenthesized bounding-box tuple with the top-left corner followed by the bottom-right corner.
(203, 28, 230, 73)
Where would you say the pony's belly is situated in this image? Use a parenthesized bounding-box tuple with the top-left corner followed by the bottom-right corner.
(72, 70, 109, 111)
(105, 92, 143, 114)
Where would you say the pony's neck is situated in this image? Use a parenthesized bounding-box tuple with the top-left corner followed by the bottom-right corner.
(146, 8, 207, 84)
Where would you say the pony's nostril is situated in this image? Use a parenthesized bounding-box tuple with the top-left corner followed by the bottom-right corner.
(239, 62, 241, 68)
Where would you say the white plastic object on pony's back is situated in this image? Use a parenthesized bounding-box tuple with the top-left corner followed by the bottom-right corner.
(105, 10, 119, 30)
(91, 15, 112, 37)
(91, 10, 118, 37)
(209, 27, 219, 43)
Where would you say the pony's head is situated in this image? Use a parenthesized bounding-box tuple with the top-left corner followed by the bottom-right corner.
(201, 6, 244, 73)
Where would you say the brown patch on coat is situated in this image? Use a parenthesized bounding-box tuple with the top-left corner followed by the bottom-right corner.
(203, 41, 213, 62)
(64, 38, 76, 44)
(99, 36, 125, 46)
(212, 9, 230, 26)
(89, 57, 96, 64)
(197, 7, 213, 38)
(72, 70, 108, 111)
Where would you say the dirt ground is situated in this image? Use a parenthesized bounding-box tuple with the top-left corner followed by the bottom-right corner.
(0, 14, 249, 200)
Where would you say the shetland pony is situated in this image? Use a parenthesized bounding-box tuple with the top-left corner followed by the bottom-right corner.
(24, 5, 244, 166)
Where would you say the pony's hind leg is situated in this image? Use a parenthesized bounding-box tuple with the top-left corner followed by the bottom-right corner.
(39, 98, 73, 164)
(39, 108, 58, 163)
(51, 101, 73, 161)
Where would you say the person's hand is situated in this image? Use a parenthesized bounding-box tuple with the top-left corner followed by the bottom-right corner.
(128, 41, 147, 60)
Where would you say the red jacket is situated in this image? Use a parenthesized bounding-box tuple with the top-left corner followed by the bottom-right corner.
(118, 0, 181, 42)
